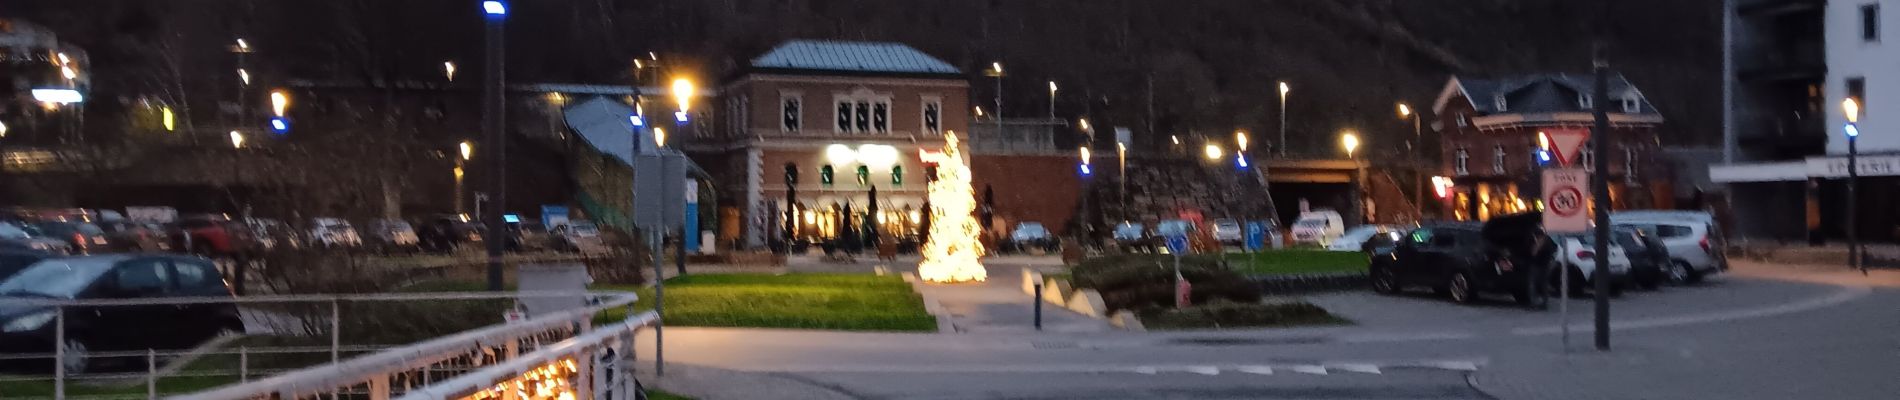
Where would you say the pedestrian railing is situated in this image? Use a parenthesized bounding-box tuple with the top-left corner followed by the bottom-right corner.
(0, 291, 646, 400)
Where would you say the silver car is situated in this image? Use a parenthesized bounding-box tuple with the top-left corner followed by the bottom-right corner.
(1610, 211, 1727, 284)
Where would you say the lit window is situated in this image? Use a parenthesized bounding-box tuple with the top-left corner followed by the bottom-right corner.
(891, 166, 904, 185)
(856, 165, 870, 186)
(820, 165, 835, 186)
(1455, 147, 1470, 176)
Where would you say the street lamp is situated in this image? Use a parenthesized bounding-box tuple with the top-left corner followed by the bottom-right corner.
(229, 130, 245, 148)
(444, 61, 457, 81)
(479, 0, 510, 291)
(1078, 146, 1092, 175)
(237, 69, 251, 86)
(1399, 102, 1423, 219)
(1204, 143, 1223, 161)
(1236, 130, 1249, 151)
(1278, 81, 1291, 157)
(1843, 97, 1863, 274)
(455, 140, 472, 214)
(1341, 131, 1360, 159)
(986, 62, 1005, 146)
(269, 90, 289, 116)
(1048, 81, 1058, 120)
(671, 78, 695, 121)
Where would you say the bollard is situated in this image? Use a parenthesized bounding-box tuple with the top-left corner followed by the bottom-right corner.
(1034, 280, 1044, 331)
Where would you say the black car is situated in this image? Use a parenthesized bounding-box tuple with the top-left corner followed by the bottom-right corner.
(0, 255, 243, 374)
(34, 221, 112, 254)
(1614, 226, 1671, 290)
(418, 216, 485, 253)
(1371, 216, 1554, 307)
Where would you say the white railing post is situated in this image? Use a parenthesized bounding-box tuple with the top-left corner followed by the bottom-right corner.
(53, 306, 65, 400)
(147, 349, 158, 399)
(369, 374, 391, 400)
(239, 346, 249, 383)
(330, 299, 341, 362)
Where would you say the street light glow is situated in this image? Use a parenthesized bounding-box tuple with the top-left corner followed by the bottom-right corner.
(1843, 98, 1860, 123)
(56, 53, 70, 65)
(1341, 131, 1361, 158)
(230, 130, 245, 148)
(60, 66, 76, 80)
(443, 61, 457, 81)
(30, 89, 83, 104)
(0, 121, 8, 137)
(1080, 146, 1092, 164)
(269, 90, 289, 116)
(1278, 81, 1290, 96)
(238, 69, 251, 85)
(235, 38, 249, 51)
(161, 107, 175, 131)
(671, 78, 695, 112)
(1236, 131, 1249, 150)
(974, 106, 985, 117)
(1204, 144, 1223, 160)
(1048, 81, 1058, 94)
(482, 0, 507, 15)
(1078, 118, 1091, 132)
(1538, 131, 1550, 149)
(460, 141, 474, 160)
(991, 62, 1003, 74)
(654, 127, 667, 148)
(1171, 135, 1181, 145)
(1398, 103, 1412, 117)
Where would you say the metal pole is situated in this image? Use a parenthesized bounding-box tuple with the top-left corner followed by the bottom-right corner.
(994, 74, 1003, 147)
(1033, 276, 1044, 331)
(1590, 52, 1613, 351)
(1414, 116, 1424, 220)
(1720, 0, 1737, 163)
(1279, 91, 1288, 158)
(1849, 134, 1860, 274)
(650, 230, 665, 377)
(54, 306, 64, 399)
(1560, 259, 1570, 351)
(482, 1, 510, 292)
(330, 299, 341, 362)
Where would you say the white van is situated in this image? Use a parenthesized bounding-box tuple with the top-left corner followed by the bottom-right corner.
(1289, 210, 1345, 246)
(1609, 210, 1727, 283)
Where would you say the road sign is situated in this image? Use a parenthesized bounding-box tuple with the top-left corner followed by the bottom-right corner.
(1165, 235, 1189, 254)
(1545, 128, 1590, 167)
(1244, 222, 1267, 251)
(1542, 168, 1590, 233)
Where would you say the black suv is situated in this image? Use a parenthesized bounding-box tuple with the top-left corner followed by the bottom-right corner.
(0, 255, 243, 373)
(1371, 215, 1553, 307)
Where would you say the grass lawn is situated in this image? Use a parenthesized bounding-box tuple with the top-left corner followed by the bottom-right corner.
(596, 273, 936, 332)
(1137, 301, 1350, 330)
(1225, 250, 1368, 275)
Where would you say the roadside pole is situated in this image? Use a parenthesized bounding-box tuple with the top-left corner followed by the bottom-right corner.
(1032, 271, 1044, 331)
(1589, 51, 1614, 351)
(649, 229, 665, 376)
(1166, 234, 1189, 308)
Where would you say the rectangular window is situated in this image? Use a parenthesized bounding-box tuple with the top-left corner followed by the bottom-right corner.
(1492, 144, 1506, 174)
(1578, 94, 1594, 110)
(1454, 147, 1470, 176)
(781, 95, 802, 132)
(1620, 95, 1639, 113)
(1493, 94, 1508, 112)
(1847, 77, 1867, 108)
(1863, 4, 1881, 42)
(872, 101, 890, 133)
(921, 97, 943, 134)
(835, 101, 853, 132)
(854, 101, 871, 132)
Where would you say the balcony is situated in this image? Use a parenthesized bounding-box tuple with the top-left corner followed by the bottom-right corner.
(1737, 112, 1826, 159)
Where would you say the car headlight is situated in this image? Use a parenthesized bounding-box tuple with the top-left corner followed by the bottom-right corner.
(3, 311, 56, 333)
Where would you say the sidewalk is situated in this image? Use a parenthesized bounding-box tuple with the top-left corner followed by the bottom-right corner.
(1728, 258, 1900, 288)
(634, 362, 857, 400)
(911, 262, 1112, 333)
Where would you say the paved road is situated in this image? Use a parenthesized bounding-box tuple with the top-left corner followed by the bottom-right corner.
(639, 259, 1900, 399)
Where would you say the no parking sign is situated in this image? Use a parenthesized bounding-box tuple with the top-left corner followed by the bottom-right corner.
(1542, 168, 1589, 233)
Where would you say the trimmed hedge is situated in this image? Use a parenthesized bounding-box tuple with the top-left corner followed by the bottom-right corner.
(1072, 254, 1261, 312)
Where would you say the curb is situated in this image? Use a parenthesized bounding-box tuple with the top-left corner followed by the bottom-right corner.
(902, 272, 957, 333)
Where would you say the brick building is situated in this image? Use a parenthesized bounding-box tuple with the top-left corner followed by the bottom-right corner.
(1431, 73, 1670, 221)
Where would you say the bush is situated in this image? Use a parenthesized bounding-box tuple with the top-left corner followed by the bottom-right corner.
(1072, 254, 1260, 312)
(1137, 301, 1343, 330)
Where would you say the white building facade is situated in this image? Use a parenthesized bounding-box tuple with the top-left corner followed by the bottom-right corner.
(1826, 0, 1898, 154)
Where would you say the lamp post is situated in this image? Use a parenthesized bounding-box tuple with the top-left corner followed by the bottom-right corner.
(1843, 98, 1863, 274)
(1048, 81, 1058, 120)
(1340, 131, 1360, 159)
(1278, 81, 1290, 157)
(986, 62, 1004, 146)
(1342, 130, 1364, 224)
(444, 61, 457, 82)
(480, 0, 509, 291)
(456, 141, 472, 214)
(1399, 103, 1424, 220)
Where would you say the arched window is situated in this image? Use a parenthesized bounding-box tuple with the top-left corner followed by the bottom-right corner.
(891, 166, 904, 186)
(820, 165, 835, 186)
(856, 165, 870, 186)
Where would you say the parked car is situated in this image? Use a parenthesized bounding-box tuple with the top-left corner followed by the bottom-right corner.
(1370, 220, 1549, 306)
(1210, 219, 1243, 245)
(366, 219, 420, 253)
(507, 222, 552, 252)
(1289, 210, 1346, 246)
(419, 215, 485, 253)
(0, 250, 53, 281)
(1549, 233, 1632, 297)
(308, 218, 363, 248)
(1329, 224, 1403, 252)
(0, 222, 72, 254)
(1609, 211, 1726, 284)
(248, 218, 302, 252)
(1008, 222, 1054, 252)
(1112, 222, 1153, 252)
(100, 221, 170, 252)
(1155, 219, 1195, 238)
(34, 221, 111, 254)
(1614, 226, 1671, 290)
(175, 215, 259, 257)
(0, 255, 243, 373)
(550, 222, 607, 254)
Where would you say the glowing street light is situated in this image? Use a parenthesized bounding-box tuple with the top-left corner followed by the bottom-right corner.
(482, 0, 507, 15)
(444, 61, 457, 81)
(1204, 143, 1224, 160)
(238, 69, 251, 86)
(161, 107, 175, 132)
(60, 66, 76, 80)
(56, 53, 70, 65)
(229, 130, 246, 148)
(1843, 97, 1864, 273)
(672, 78, 695, 122)
(0, 121, 8, 137)
(235, 38, 250, 52)
(1341, 131, 1361, 158)
(653, 127, 668, 148)
(1398, 103, 1412, 118)
(1278, 81, 1291, 157)
(269, 90, 289, 116)
(1236, 130, 1249, 151)
(459, 141, 474, 160)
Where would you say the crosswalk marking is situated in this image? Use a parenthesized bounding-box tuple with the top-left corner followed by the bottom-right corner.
(1285, 365, 1329, 375)
(1330, 364, 1382, 374)
(1235, 366, 1274, 375)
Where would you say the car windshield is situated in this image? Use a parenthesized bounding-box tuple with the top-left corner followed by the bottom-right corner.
(1016, 223, 1047, 235)
(0, 259, 115, 298)
(1294, 218, 1327, 228)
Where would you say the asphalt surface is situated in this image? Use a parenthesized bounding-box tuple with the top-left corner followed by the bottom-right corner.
(638, 258, 1900, 399)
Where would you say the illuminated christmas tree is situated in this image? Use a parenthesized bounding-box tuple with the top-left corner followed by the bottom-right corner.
(918, 132, 987, 283)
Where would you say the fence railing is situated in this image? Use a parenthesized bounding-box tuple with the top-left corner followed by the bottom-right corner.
(0, 290, 643, 400)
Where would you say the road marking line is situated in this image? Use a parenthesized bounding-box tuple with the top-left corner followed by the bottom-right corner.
(1338, 332, 1477, 343)
(1133, 366, 1157, 375)
(1331, 364, 1382, 374)
(1421, 360, 1481, 371)
(1235, 366, 1273, 375)
(1286, 365, 1329, 375)
(1185, 366, 1220, 375)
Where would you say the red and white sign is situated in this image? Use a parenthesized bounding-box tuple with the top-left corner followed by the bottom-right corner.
(1542, 168, 1590, 233)
(1543, 128, 1590, 167)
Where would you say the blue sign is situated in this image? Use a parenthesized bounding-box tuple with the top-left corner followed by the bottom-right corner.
(1244, 222, 1267, 251)
(1165, 235, 1189, 254)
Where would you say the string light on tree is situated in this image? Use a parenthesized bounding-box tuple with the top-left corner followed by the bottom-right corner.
(918, 131, 987, 283)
